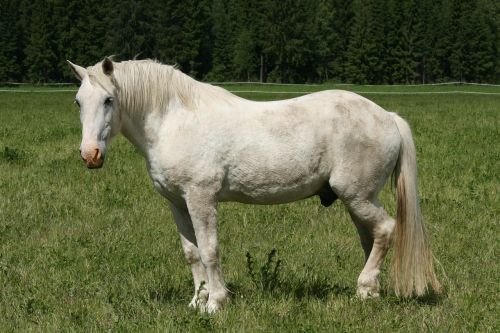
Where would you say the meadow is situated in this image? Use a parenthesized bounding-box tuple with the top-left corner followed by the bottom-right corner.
(0, 84, 498, 332)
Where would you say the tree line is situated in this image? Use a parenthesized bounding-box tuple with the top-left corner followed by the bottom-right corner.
(0, 0, 499, 84)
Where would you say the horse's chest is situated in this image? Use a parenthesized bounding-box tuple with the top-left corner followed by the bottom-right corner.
(147, 161, 185, 203)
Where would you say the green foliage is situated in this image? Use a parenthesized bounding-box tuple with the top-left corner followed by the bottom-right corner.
(206, 0, 233, 81)
(345, 0, 374, 84)
(1, 146, 28, 164)
(0, 0, 21, 81)
(23, 1, 58, 83)
(246, 249, 282, 293)
(231, 29, 256, 81)
(1, 0, 500, 83)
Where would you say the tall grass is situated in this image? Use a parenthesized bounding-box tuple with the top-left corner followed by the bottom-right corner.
(0, 87, 498, 331)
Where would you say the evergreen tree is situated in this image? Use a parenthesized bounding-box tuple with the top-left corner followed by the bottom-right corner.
(450, 0, 473, 82)
(428, 0, 454, 82)
(265, 0, 318, 83)
(413, 0, 435, 83)
(53, 0, 108, 79)
(345, 0, 376, 83)
(233, 28, 257, 81)
(467, 0, 496, 82)
(0, 0, 21, 82)
(494, 0, 500, 82)
(24, 0, 58, 82)
(154, 1, 190, 69)
(154, 0, 211, 78)
(228, 0, 258, 81)
(207, 0, 233, 81)
(251, 0, 275, 82)
(391, 0, 421, 83)
(105, 1, 156, 60)
(314, 0, 336, 82)
(328, 0, 354, 82)
(367, 0, 389, 83)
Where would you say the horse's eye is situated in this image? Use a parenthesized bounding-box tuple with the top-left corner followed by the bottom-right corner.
(104, 97, 113, 106)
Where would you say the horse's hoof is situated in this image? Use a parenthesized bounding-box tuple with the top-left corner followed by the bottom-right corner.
(188, 293, 208, 310)
(356, 287, 380, 299)
(188, 299, 198, 309)
(357, 273, 380, 299)
(205, 300, 222, 313)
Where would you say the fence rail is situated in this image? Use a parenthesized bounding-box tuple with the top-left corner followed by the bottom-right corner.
(1, 81, 499, 95)
(2, 81, 500, 87)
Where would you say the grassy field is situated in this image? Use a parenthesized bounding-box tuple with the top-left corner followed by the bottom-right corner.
(0, 85, 498, 332)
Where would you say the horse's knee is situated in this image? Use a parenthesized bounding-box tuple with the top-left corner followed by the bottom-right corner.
(182, 243, 201, 265)
(199, 247, 219, 266)
(374, 217, 395, 243)
(347, 200, 395, 243)
(347, 200, 385, 224)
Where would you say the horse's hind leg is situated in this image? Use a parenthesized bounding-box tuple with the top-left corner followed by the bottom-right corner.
(170, 203, 209, 309)
(347, 198, 395, 298)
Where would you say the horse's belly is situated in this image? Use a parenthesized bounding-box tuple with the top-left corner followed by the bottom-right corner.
(218, 183, 323, 204)
(218, 167, 327, 204)
(217, 128, 332, 204)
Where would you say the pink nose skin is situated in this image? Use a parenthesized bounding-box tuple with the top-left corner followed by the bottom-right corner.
(81, 148, 104, 169)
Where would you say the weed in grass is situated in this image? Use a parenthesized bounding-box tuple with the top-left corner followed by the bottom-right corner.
(285, 272, 351, 300)
(246, 249, 282, 293)
(1, 146, 29, 164)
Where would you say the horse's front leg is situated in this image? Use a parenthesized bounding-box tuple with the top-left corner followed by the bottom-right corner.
(169, 203, 209, 309)
(185, 190, 228, 313)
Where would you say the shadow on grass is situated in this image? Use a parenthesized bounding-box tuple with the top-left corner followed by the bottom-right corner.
(228, 278, 354, 301)
(282, 279, 353, 300)
(148, 281, 442, 307)
(383, 288, 446, 306)
(242, 249, 354, 301)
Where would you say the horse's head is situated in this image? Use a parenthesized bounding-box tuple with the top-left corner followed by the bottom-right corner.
(68, 58, 120, 169)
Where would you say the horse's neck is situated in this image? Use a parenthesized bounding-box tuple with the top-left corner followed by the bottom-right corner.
(120, 111, 148, 155)
(117, 75, 190, 156)
(116, 66, 240, 156)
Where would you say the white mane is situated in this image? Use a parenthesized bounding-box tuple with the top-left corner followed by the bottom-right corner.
(87, 59, 236, 115)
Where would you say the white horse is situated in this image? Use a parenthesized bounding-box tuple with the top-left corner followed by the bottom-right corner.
(68, 58, 440, 312)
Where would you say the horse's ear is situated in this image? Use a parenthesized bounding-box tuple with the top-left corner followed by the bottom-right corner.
(67, 60, 86, 81)
(102, 57, 114, 76)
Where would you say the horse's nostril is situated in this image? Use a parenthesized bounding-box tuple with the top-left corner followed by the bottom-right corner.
(93, 149, 100, 161)
(80, 148, 104, 168)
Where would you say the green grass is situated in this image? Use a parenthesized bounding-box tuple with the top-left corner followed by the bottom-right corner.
(0, 86, 498, 331)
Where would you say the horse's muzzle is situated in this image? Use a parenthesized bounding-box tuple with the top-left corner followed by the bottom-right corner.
(81, 148, 104, 169)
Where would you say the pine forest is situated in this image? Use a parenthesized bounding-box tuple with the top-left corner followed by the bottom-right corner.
(0, 0, 498, 84)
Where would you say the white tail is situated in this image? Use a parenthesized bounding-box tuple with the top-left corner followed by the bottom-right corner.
(391, 114, 441, 297)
